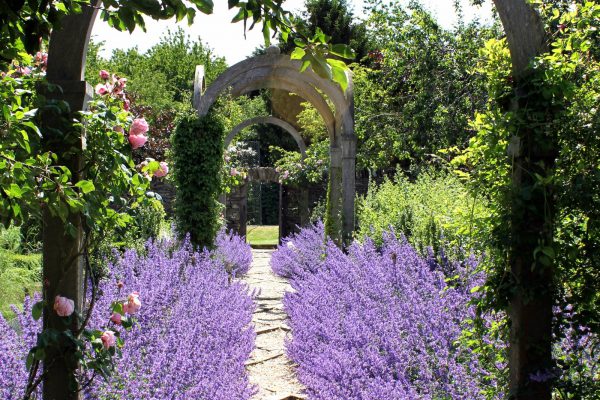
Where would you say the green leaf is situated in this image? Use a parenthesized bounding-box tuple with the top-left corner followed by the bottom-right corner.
(231, 7, 247, 23)
(290, 47, 305, 60)
(75, 180, 95, 194)
(26, 351, 35, 369)
(330, 44, 356, 60)
(32, 301, 44, 320)
(331, 65, 349, 92)
(192, 0, 214, 14)
(228, 0, 239, 8)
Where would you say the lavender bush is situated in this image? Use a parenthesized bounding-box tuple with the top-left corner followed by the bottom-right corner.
(0, 296, 41, 399)
(0, 235, 256, 399)
(276, 230, 502, 399)
(270, 221, 334, 281)
(214, 229, 253, 277)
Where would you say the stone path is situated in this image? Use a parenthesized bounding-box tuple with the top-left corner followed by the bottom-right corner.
(243, 249, 305, 400)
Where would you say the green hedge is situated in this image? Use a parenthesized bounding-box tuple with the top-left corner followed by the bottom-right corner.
(172, 112, 224, 248)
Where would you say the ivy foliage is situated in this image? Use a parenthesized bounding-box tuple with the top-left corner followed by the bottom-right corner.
(172, 112, 224, 249)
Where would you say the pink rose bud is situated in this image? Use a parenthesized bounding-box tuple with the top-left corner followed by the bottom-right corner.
(117, 280, 124, 289)
(99, 70, 110, 80)
(110, 312, 122, 325)
(126, 292, 141, 314)
(123, 99, 130, 111)
(122, 302, 131, 315)
(129, 118, 149, 136)
(230, 168, 238, 176)
(128, 133, 147, 150)
(100, 330, 116, 349)
(53, 295, 75, 317)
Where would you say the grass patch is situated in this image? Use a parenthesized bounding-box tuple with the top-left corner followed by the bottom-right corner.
(246, 225, 279, 246)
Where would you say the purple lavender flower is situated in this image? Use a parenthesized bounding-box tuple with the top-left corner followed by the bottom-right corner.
(214, 229, 253, 277)
(277, 229, 501, 399)
(1, 237, 256, 400)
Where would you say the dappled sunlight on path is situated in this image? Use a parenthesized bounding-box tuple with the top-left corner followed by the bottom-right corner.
(244, 250, 305, 400)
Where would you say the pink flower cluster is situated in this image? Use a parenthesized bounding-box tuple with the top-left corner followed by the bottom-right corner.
(94, 69, 168, 178)
(95, 70, 128, 101)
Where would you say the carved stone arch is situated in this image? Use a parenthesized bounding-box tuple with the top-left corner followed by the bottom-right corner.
(195, 49, 355, 242)
(226, 116, 307, 157)
(193, 63, 336, 139)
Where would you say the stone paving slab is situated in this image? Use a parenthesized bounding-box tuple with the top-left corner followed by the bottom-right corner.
(243, 249, 305, 400)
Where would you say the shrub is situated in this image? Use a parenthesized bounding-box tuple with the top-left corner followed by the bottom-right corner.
(172, 112, 224, 248)
(357, 171, 492, 259)
(1, 237, 256, 399)
(270, 221, 333, 281)
(84, 236, 256, 399)
(277, 229, 502, 399)
(214, 229, 253, 277)
(0, 226, 41, 319)
(0, 296, 40, 399)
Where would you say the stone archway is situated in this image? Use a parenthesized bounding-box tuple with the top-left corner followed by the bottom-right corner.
(225, 116, 307, 157)
(194, 45, 355, 243)
(223, 116, 309, 239)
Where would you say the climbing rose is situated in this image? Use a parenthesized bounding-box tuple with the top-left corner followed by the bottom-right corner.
(129, 133, 147, 150)
(154, 162, 169, 178)
(129, 118, 149, 136)
(95, 83, 110, 96)
(124, 292, 141, 314)
(99, 70, 110, 80)
(101, 330, 116, 349)
(53, 295, 74, 317)
(110, 312, 122, 325)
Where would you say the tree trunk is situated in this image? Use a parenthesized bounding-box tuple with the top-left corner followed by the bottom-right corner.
(492, 1, 554, 399)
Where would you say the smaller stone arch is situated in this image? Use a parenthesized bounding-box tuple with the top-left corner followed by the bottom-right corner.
(225, 116, 307, 157)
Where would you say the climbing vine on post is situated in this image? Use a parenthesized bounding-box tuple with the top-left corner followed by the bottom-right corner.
(172, 111, 225, 249)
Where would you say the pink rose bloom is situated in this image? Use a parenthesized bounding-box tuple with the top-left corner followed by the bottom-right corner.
(100, 330, 116, 349)
(128, 133, 147, 150)
(54, 295, 75, 317)
(95, 83, 110, 96)
(126, 292, 141, 314)
(123, 98, 130, 111)
(99, 70, 110, 80)
(110, 312, 122, 325)
(17, 66, 32, 76)
(154, 162, 169, 178)
(230, 168, 239, 176)
(129, 118, 149, 136)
